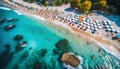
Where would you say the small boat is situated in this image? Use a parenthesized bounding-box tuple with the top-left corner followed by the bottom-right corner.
(4, 24, 16, 31)
(7, 18, 14, 22)
(0, 18, 5, 24)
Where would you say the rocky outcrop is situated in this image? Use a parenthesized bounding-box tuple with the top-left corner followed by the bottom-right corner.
(0, 18, 5, 24)
(55, 39, 72, 52)
(61, 53, 80, 68)
(14, 34, 23, 41)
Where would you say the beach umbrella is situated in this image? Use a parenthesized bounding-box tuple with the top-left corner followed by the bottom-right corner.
(97, 23, 101, 26)
(104, 22, 108, 25)
(90, 24, 94, 27)
(105, 25, 109, 28)
(103, 21, 106, 23)
(110, 29, 116, 32)
(107, 21, 111, 23)
(106, 28, 111, 32)
(116, 30, 120, 33)
(95, 28, 98, 31)
(95, 20, 99, 23)
(94, 25, 97, 28)
(98, 26, 102, 29)
(108, 22, 112, 25)
(90, 19, 93, 21)
(93, 22, 96, 25)
(90, 26, 94, 30)
(86, 25, 90, 29)
(110, 26, 113, 29)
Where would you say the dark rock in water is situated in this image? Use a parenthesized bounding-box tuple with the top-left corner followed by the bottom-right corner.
(40, 49, 47, 57)
(14, 34, 23, 41)
(7, 18, 14, 22)
(15, 41, 27, 52)
(15, 19, 19, 21)
(91, 55, 95, 60)
(98, 48, 102, 53)
(55, 39, 72, 52)
(13, 64, 18, 69)
(20, 51, 29, 60)
(61, 53, 80, 68)
(29, 47, 32, 50)
(4, 24, 16, 31)
(5, 44, 10, 51)
(33, 62, 41, 69)
(0, 18, 5, 24)
(0, 45, 14, 69)
(53, 48, 62, 55)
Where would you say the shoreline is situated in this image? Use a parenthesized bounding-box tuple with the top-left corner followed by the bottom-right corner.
(2, 0, 120, 59)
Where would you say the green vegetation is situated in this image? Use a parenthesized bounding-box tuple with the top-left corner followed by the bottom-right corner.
(78, 0, 92, 13)
(70, 0, 120, 14)
(70, 0, 80, 9)
(23, 0, 36, 3)
(23, 0, 120, 15)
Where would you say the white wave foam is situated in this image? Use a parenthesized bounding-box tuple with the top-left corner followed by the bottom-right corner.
(33, 15, 45, 20)
(14, 10, 22, 15)
(0, 7, 11, 10)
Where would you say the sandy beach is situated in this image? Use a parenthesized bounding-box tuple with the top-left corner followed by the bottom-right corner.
(2, 0, 120, 59)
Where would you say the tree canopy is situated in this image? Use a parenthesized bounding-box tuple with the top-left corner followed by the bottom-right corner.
(70, 0, 81, 9)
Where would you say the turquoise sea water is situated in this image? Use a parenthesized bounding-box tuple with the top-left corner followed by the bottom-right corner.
(0, 7, 120, 69)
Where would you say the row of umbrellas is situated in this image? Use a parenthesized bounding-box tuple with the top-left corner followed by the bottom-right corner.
(103, 21, 119, 33)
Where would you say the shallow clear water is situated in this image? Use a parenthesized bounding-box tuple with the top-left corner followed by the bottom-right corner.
(0, 7, 120, 69)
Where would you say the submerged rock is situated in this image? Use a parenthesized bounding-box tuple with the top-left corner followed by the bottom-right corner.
(0, 44, 14, 69)
(39, 49, 47, 57)
(91, 55, 95, 60)
(14, 34, 23, 41)
(61, 53, 80, 68)
(5, 44, 10, 51)
(33, 62, 41, 69)
(7, 18, 14, 22)
(4, 24, 16, 31)
(53, 48, 62, 55)
(15, 41, 27, 52)
(0, 18, 5, 24)
(20, 51, 29, 60)
(98, 48, 102, 53)
(55, 39, 72, 52)
(13, 64, 18, 69)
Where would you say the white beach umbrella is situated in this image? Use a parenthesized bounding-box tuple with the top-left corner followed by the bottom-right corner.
(94, 25, 97, 28)
(108, 22, 112, 25)
(98, 26, 102, 29)
(90, 24, 94, 27)
(93, 22, 96, 25)
(97, 23, 101, 26)
(86, 25, 90, 29)
(110, 26, 113, 29)
(104, 22, 108, 25)
(105, 25, 109, 28)
(107, 28, 111, 31)
(83, 18, 86, 21)
(86, 19, 89, 22)
(90, 27, 94, 30)
(95, 20, 99, 23)
(116, 30, 120, 33)
(95, 28, 98, 31)
(107, 21, 111, 23)
(111, 29, 116, 32)
(103, 21, 106, 23)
